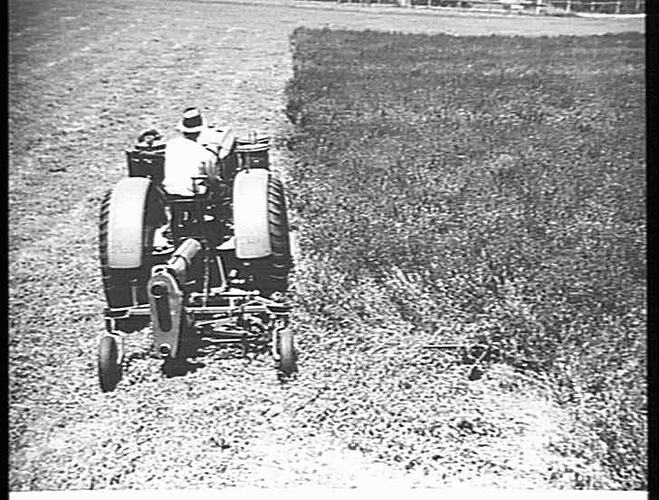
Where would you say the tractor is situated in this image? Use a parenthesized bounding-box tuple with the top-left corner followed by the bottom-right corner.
(97, 127, 296, 392)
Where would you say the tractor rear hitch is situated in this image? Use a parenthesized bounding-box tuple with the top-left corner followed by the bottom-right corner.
(158, 343, 172, 357)
(151, 283, 172, 332)
(147, 238, 202, 359)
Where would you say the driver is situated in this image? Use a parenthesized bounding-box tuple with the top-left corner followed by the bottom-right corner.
(162, 107, 218, 197)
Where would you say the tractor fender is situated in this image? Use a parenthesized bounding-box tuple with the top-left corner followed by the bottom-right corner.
(233, 169, 271, 259)
(106, 177, 155, 269)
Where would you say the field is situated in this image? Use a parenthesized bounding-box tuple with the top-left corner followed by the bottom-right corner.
(285, 28, 646, 488)
(9, 0, 645, 491)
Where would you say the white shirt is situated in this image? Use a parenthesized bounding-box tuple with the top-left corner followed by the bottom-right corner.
(163, 136, 216, 196)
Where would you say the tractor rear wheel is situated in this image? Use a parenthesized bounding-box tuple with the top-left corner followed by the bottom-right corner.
(99, 178, 165, 332)
(252, 175, 293, 295)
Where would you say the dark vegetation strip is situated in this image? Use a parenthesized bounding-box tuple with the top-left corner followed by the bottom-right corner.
(285, 28, 645, 488)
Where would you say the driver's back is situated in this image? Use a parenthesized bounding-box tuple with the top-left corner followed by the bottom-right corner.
(163, 135, 215, 197)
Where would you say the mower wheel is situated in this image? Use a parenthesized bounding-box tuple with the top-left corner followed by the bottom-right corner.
(98, 335, 123, 392)
(276, 329, 297, 377)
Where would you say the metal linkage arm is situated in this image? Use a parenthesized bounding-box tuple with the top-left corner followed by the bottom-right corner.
(148, 238, 202, 358)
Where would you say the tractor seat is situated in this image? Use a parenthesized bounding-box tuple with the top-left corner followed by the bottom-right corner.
(162, 178, 216, 240)
(161, 175, 212, 199)
(163, 189, 208, 219)
(164, 192, 205, 202)
(164, 195, 205, 240)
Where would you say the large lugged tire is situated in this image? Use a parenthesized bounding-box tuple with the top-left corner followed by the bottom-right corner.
(233, 171, 293, 295)
(246, 174, 293, 295)
(99, 178, 165, 331)
(261, 175, 293, 293)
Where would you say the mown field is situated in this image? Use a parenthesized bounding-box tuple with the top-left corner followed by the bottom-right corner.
(285, 28, 645, 488)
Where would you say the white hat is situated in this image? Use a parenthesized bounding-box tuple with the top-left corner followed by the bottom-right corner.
(178, 107, 204, 133)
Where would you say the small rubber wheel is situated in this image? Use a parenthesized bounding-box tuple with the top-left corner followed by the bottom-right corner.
(98, 335, 123, 392)
(277, 330, 297, 377)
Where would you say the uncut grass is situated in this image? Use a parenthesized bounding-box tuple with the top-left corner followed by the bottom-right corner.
(286, 29, 645, 488)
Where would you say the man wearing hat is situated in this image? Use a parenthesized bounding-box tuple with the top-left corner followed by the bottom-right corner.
(162, 107, 218, 197)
